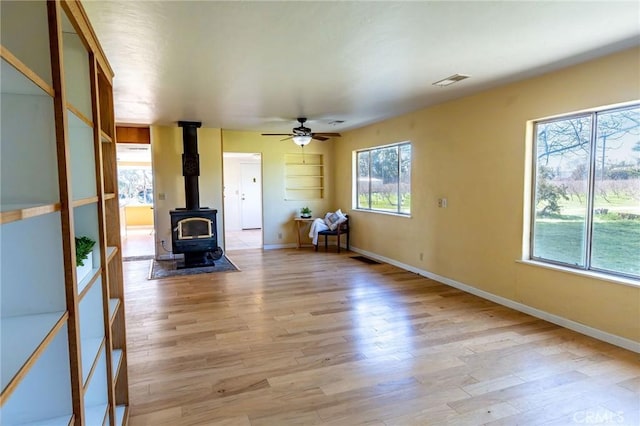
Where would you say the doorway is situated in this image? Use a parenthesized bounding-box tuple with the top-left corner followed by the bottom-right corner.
(223, 153, 263, 250)
(116, 140, 155, 259)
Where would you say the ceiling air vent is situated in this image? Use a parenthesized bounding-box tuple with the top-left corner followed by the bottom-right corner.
(432, 74, 470, 87)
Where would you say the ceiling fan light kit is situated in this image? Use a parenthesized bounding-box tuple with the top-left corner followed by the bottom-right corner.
(292, 135, 312, 146)
(262, 117, 341, 146)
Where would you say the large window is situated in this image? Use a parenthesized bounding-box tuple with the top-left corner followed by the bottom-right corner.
(356, 142, 411, 215)
(531, 104, 640, 279)
(118, 165, 153, 206)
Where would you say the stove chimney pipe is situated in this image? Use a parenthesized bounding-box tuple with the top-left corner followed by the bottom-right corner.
(178, 121, 202, 210)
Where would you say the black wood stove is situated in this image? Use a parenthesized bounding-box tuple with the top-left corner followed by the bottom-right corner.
(170, 121, 223, 268)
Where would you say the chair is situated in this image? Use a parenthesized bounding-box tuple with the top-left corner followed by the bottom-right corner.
(316, 215, 349, 253)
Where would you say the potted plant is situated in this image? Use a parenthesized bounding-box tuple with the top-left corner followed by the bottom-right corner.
(300, 206, 312, 218)
(75, 236, 96, 282)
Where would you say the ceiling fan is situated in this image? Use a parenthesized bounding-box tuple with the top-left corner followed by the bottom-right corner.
(262, 117, 341, 146)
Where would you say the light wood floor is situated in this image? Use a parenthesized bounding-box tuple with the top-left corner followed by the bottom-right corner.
(123, 249, 640, 426)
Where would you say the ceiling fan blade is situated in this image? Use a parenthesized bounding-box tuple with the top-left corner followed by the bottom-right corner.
(312, 133, 341, 137)
(262, 133, 293, 136)
(312, 135, 329, 141)
(280, 136, 293, 141)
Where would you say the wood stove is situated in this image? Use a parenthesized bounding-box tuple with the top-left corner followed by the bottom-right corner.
(170, 121, 223, 268)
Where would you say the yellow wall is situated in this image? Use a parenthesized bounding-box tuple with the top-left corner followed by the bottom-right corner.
(151, 126, 224, 255)
(124, 205, 153, 226)
(334, 47, 640, 343)
(222, 131, 335, 246)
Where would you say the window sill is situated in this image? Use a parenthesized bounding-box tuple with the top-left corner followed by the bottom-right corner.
(353, 208, 411, 219)
(516, 259, 640, 289)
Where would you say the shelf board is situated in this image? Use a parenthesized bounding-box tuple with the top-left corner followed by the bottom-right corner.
(104, 193, 116, 201)
(115, 405, 127, 426)
(84, 403, 108, 426)
(72, 196, 99, 208)
(100, 130, 113, 143)
(18, 414, 73, 426)
(1, 312, 67, 398)
(106, 246, 118, 263)
(109, 298, 120, 325)
(0, 47, 54, 97)
(81, 337, 105, 388)
(0, 202, 61, 225)
(78, 267, 101, 299)
(112, 349, 124, 380)
(66, 103, 93, 128)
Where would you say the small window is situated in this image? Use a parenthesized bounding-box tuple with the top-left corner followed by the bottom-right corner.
(118, 165, 153, 206)
(531, 104, 640, 279)
(356, 142, 411, 215)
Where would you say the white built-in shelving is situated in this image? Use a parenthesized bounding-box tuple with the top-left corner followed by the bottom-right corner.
(0, 1, 128, 424)
(284, 153, 325, 200)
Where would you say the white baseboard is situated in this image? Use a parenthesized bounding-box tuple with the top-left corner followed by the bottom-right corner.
(263, 243, 297, 250)
(350, 246, 640, 353)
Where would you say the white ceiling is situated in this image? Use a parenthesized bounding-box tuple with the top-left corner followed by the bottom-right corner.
(83, 1, 640, 134)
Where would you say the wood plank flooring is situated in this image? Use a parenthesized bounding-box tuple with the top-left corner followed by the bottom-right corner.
(123, 249, 640, 425)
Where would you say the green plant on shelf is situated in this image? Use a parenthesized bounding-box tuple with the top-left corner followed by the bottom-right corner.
(75, 236, 96, 267)
(300, 206, 312, 218)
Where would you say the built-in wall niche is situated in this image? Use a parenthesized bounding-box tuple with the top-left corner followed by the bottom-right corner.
(0, 212, 66, 317)
(69, 109, 97, 201)
(79, 276, 105, 386)
(0, 0, 53, 88)
(98, 71, 114, 139)
(0, 59, 58, 210)
(1, 323, 73, 425)
(284, 153, 324, 200)
(61, 8, 92, 121)
(74, 203, 102, 295)
(83, 346, 109, 425)
(0, 212, 66, 396)
(111, 305, 129, 412)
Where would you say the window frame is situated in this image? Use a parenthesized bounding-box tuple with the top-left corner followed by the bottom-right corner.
(529, 103, 640, 280)
(354, 141, 412, 216)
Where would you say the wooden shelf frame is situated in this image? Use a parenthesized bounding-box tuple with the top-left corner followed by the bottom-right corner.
(0, 1, 129, 424)
(0, 312, 68, 403)
(0, 45, 55, 97)
(0, 203, 62, 225)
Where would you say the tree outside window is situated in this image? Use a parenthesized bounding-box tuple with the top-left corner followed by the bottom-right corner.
(356, 142, 411, 215)
(532, 105, 640, 278)
(118, 166, 153, 206)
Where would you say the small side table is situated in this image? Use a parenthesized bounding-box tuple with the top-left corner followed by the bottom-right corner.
(294, 217, 315, 248)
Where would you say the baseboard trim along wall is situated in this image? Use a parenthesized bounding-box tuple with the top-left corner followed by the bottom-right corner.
(350, 246, 640, 354)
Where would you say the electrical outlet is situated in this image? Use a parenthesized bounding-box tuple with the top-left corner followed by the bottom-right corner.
(419, 252, 424, 261)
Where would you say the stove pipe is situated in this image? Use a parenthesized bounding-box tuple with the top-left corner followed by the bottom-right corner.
(178, 120, 202, 210)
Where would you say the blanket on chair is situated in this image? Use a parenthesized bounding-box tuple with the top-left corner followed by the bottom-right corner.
(308, 218, 329, 245)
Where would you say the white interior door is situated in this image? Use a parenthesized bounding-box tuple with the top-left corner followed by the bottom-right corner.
(240, 162, 262, 229)
(223, 158, 242, 231)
